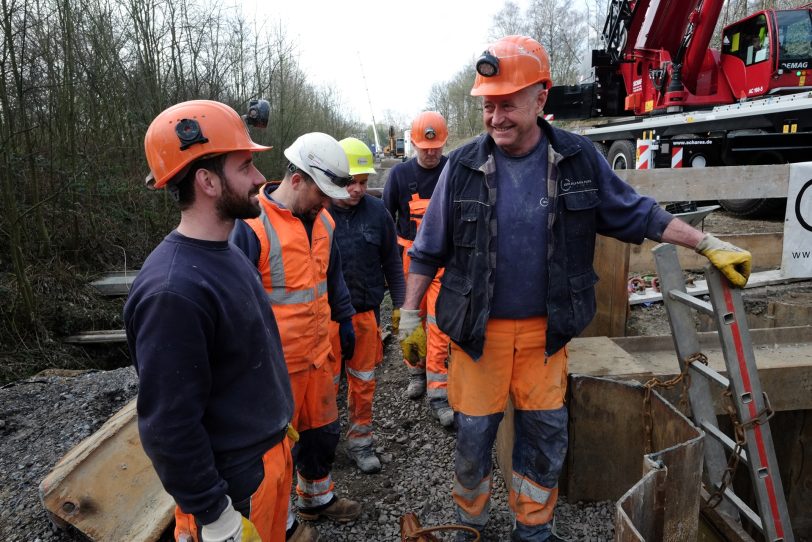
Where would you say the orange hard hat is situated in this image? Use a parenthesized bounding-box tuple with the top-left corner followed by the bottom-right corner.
(144, 100, 271, 189)
(410, 111, 448, 149)
(470, 35, 552, 96)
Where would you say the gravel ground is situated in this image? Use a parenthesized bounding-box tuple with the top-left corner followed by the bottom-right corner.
(0, 317, 614, 542)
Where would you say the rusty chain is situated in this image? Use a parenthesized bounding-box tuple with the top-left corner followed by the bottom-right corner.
(642, 352, 705, 454)
(643, 352, 708, 454)
(706, 388, 775, 509)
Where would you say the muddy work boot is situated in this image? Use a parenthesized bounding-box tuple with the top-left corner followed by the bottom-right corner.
(406, 370, 426, 400)
(429, 399, 455, 428)
(347, 444, 382, 474)
(298, 496, 362, 523)
(286, 520, 320, 541)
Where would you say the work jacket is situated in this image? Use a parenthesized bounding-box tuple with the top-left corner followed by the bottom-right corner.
(328, 195, 405, 313)
(245, 189, 335, 373)
(431, 119, 672, 359)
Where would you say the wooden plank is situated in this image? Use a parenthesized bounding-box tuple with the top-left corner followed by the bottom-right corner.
(39, 399, 174, 542)
(629, 233, 784, 274)
(628, 269, 803, 305)
(617, 164, 790, 201)
(581, 235, 630, 338)
(64, 330, 126, 344)
(90, 273, 136, 296)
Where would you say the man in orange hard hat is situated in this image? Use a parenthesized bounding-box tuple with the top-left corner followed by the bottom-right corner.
(398, 35, 752, 541)
(383, 111, 455, 428)
(125, 100, 296, 542)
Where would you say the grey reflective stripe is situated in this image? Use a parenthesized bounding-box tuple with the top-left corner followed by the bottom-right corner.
(427, 313, 437, 325)
(347, 367, 375, 381)
(266, 283, 326, 305)
(426, 388, 448, 400)
(318, 212, 334, 245)
(426, 371, 447, 383)
(259, 210, 286, 289)
(261, 209, 330, 306)
(347, 435, 373, 448)
(511, 473, 553, 505)
(348, 423, 373, 436)
(453, 476, 491, 501)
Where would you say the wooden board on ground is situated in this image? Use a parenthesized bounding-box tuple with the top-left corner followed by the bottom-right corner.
(628, 269, 803, 305)
(90, 272, 136, 297)
(64, 330, 126, 344)
(39, 398, 173, 542)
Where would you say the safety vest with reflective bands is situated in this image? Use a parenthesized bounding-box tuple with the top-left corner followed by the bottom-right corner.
(397, 190, 430, 251)
(245, 189, 335, 373)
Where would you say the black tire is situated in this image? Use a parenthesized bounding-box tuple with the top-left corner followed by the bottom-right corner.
(593, 141, 608, 158)
(607, 140, 636, 170)
(719, 150, 787, 218)
(718, 198, 786, 217)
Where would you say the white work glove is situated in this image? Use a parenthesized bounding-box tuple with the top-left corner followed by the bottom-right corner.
(695, 233, 752, 288)
(397, 309, 422, 341)
(200, 497, 261, 542)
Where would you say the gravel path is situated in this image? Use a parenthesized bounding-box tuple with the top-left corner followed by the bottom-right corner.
(0, 327, 615, 541)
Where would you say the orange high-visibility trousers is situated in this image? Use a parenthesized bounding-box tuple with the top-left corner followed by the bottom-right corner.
(173, 437, 294, 541)
(425, 268, 450, 402)
(288, 361, 340, 509)
(448, 317, 568, 534)
(329, 310, 382, 449)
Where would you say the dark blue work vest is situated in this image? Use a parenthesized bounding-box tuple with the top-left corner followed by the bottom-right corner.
(435, 120, 604, 360)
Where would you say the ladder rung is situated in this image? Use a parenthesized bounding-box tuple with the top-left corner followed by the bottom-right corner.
(720, 487, 764, 533)
(667, 289, 714, 315)
(689, 361, 730, 388)
(699, 420, 749, 466)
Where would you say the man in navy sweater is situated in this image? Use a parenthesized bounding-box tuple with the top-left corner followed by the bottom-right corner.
(327, 137, 405, 473)
(125, 101, 305, 541)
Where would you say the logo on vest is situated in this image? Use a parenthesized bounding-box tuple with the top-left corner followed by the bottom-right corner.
(560, 177, 594, 193)
(540, 197, 550, 207)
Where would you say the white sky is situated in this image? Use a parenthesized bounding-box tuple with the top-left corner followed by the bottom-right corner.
(240, 0, 532, 127)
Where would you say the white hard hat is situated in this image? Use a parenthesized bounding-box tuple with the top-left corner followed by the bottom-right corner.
(284, 132, 351, 199)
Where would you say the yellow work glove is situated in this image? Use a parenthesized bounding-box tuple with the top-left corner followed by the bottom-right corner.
(695, 233, 752, 288)
(200, 497, 261, 542)
(391, 308, 400, 337)
(398, 308, 427, 365)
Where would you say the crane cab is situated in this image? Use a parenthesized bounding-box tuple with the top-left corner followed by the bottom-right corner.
(721, 8, 812, 100)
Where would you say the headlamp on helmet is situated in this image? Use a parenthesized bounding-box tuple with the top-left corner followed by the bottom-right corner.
(476, 50, 500, 77)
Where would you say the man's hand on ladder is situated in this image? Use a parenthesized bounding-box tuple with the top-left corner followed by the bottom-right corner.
(695, 234, 752, 288)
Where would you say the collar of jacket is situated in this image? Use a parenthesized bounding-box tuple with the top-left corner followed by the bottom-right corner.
(455, 117, 584, 172)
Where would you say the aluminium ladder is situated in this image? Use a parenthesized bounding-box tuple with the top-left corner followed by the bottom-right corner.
(653, 243, 793, 542)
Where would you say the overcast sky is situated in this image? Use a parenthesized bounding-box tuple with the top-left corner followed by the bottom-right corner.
(241, 0, 533, 127)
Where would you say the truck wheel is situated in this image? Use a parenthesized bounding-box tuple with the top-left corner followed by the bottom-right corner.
(719, 150, 786, 217)
(608, 140, 635, 170)
(593, 142, 608, 158)
(718, 198, 785, 217)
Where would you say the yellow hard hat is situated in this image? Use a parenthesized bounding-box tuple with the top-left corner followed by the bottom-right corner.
(339, 137, 377, 176)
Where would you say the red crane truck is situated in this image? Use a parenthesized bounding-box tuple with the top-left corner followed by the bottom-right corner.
(545, 0, 812, 216)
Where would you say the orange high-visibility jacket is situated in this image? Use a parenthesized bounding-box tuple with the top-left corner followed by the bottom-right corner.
(245, 191, 335, 373)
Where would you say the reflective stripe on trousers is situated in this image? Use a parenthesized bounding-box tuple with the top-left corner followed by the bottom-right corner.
(329, 311, 381, 446)
(296, 472, 335, 508)
(447, 318, 569, 537)
(426, 268, 449, 400)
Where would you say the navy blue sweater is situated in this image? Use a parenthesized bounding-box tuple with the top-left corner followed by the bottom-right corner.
(328, 195, 406, 313)
(124, 231, 293, 524)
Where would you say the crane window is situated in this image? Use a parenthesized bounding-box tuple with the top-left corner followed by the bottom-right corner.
(722, 14, 770, 66)
(776, 9, 812, 64)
